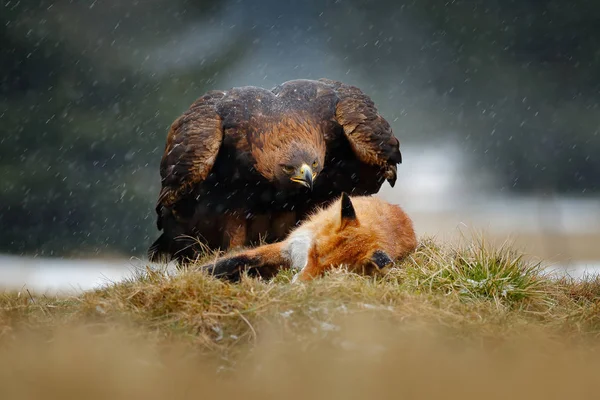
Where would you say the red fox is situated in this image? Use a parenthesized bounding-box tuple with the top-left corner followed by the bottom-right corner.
(199, 193, 417, 282)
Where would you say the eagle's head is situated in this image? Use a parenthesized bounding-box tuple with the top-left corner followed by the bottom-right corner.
(275, 145, 323, 190)
(251, 115, 326, 191)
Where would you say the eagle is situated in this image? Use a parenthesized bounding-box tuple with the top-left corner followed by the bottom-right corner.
(148, 78, 402, 263)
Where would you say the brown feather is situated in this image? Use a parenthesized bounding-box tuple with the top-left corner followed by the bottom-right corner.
(158, 90, 226, 208)
(249, 113, 326, 181)
(318, 78, 402, 184)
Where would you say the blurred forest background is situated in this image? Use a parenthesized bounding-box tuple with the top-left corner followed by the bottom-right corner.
(1, 0, 599, 258)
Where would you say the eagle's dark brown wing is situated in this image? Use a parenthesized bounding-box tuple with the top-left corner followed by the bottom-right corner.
(319, 78, 402, 187)
(149, 90, 227, 262)
(157, 90, 226, 210)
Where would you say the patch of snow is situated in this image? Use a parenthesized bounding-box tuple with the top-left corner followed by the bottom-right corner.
(0, 254, 176, 295)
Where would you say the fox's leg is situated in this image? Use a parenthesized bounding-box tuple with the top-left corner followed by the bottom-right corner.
(201, 242, 289, 282)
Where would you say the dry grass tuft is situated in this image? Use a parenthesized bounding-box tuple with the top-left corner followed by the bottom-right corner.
(1, 237, 600, 398)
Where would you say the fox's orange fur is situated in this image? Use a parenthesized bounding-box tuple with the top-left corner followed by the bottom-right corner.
(200, 193, 417, 282)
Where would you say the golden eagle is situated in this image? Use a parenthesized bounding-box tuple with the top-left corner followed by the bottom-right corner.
(148, 78, 402, 263)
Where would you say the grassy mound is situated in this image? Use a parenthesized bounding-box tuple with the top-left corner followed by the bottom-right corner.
(1, 238, 600, 399)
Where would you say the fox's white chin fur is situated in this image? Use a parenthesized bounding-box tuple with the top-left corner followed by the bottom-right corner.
(282, 227, 313, 283)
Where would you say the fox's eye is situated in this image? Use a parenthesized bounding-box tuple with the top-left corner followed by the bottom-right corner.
(282, 165, 295, 174)
(312, 160, 318, 168)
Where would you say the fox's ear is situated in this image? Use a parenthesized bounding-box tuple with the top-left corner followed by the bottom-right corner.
(370, 250, 394, 269)
(340, 192, 358, 229)
(340, 192, 356, 220)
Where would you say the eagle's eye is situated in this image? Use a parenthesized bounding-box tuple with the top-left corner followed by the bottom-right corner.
(312, 160, 318, 168)
(282, 165, 295, 175)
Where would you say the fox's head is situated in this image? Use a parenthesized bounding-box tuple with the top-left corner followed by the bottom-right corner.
(337, 192, 395, 273)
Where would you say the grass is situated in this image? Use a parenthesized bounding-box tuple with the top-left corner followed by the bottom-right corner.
(1, 236, 600, 399)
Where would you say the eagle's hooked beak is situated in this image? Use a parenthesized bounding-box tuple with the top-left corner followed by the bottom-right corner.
(291, 163, 314, 190)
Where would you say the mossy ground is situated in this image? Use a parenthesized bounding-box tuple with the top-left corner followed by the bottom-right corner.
(1, 237, 600, 399)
